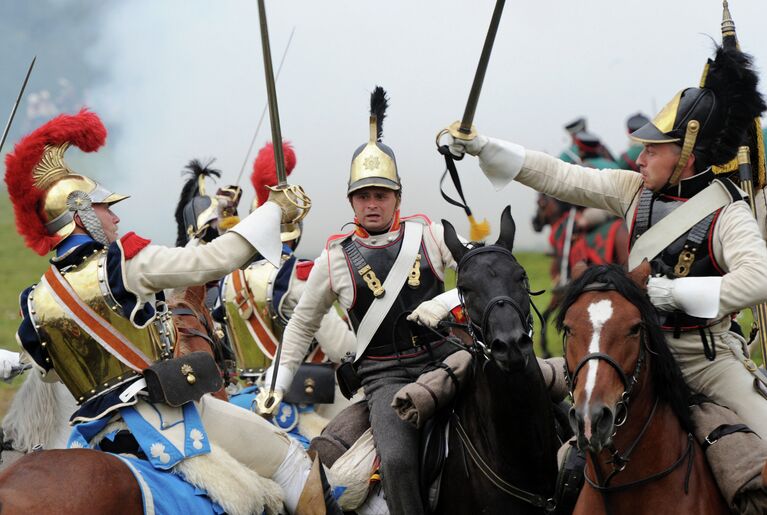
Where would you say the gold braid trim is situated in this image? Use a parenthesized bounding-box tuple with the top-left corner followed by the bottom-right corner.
(669, 120, 700, 187)
(32, 143, 73, 190)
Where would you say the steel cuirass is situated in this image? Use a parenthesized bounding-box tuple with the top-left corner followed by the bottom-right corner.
(221, 258, 284, 376)
(27, 250, 174, 405)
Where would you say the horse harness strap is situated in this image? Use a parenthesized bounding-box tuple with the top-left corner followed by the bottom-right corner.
(586, 433, 695, 496)
(452, 412, 556, 511)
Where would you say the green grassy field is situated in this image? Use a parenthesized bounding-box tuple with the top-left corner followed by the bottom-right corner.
(0, 195, 759, 420)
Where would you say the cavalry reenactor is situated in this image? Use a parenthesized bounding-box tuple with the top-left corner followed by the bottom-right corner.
(262, 86, 462, 515)
(170, 158, 241, 400)
(221, 142, 355, 423)
(6, 109, 339, 513)
(558, 117, 587, 164)
(446, 43, 767, 443)
(616, 112, 651, 172)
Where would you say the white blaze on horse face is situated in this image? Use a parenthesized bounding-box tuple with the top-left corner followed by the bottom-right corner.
(582, 299, 614, 439)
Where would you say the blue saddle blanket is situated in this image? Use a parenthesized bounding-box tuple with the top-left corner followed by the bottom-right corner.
(114, 454, 225, 515)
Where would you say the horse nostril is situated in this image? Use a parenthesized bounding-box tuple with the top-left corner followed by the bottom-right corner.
(593, 405, 615, 441)
(491, 339, 508, 355)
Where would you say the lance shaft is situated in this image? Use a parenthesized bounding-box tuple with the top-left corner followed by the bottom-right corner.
(257, 0, 287, 188)
(737, 146, 767, 362)
(0, 56, 36, 154)
(459, 0, 505, 135)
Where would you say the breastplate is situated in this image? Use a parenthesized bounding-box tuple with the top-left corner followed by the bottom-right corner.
(631, 190, 721, 329)
(221, 259, 283, 375)
(28, 250, 173, 405)
(344, 233, 443, 351)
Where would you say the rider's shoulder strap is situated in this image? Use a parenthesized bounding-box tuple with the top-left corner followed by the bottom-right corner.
(354, 221, 424, 360)
(628, 180, 733, 270)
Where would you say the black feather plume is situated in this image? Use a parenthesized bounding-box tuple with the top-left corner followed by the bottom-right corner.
(369, 86, 389, 142)
(700, 45, 767, 167)
(173, 158, 221, 246)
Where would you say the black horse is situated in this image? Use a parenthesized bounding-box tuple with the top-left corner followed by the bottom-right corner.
(436, 206, 564, 514)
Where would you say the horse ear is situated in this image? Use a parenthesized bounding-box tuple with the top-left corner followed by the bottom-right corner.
(442, 219, 467, 263)
(628, 259, 651, 290)
(495, 206, 516, 252)
(571, 261, 588, 280)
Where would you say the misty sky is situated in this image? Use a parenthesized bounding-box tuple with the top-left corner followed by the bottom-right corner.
(1, 0, 765, 256)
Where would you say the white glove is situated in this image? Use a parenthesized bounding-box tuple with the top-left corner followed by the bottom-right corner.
(254, 387, 284, 418)
(0, 349, 21, 381)
(407, 299, 449, 329)
(408, 289, 461, 329)
(448, 133, 489, 158)
(647, 276, 678, 312)
(647, 276, 722, 318)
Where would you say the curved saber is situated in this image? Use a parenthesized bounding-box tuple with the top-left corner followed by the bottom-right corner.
(235, 27, 295, 186)
(458, 0, 506, 137)
(257, 0, 287, 188)
(0, 56, 36, 154)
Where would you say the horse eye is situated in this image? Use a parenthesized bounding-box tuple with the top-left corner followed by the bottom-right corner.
(628, 323, 642, 337)
(562, 325, 572, 336)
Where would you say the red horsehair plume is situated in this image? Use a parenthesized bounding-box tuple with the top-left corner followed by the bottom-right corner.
(4, 109, 107, 255)
(251, 141, 296, 208)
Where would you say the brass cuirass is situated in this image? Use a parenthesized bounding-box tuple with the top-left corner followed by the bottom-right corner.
(28, 250, 174, 404)
(222, 259, 285, 377)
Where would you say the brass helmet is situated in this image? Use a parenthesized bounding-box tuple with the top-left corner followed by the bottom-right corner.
(630, 45, 766, 186)
(348, 86, 401, 195)
(174, 159, 222, 246)
(5, 109, 128, 255)
(250, 141, 299, 242)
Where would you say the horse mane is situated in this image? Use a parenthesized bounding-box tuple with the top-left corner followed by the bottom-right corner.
(556, 265, 694, 433)
(2, 372, 77, 452)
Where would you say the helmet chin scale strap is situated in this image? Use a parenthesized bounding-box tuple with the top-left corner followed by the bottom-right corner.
(668, 120, 700, 187)
(67, 191, 110, 246)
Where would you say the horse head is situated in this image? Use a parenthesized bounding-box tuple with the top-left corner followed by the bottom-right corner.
(532, 193, 566, 233)
(558, 262, 656, 453)
(443, 206, 535, 373)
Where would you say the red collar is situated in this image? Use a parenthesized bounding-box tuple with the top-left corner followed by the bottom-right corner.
(353, 210, 401, 238)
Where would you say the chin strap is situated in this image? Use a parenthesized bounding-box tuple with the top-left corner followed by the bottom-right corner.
(67, 191, 109, 246)
(668, 120, 700, 187)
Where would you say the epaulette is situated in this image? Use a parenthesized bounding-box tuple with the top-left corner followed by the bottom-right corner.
(325, 230, 354, 250)
(718, 177, 745, 203)
(119, 232, 152, 259)
(295, 260, 314, 281)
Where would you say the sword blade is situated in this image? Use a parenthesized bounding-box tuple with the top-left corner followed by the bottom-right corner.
(236, 27, 296, 186)
(257, 0, 287, 187)
(459, 0, 505, 134)
(0, 56, 36, 154)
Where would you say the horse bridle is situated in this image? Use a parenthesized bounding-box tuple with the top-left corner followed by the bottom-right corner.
(455, 246, 543, 361)
(563, 280, 694, 511)
(447, 245, 556, 511)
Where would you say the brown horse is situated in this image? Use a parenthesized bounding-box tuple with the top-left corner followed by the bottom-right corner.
(558, 263, 727, 515)
(532, 194, 628, 358)
(0, 449, 143, 514)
